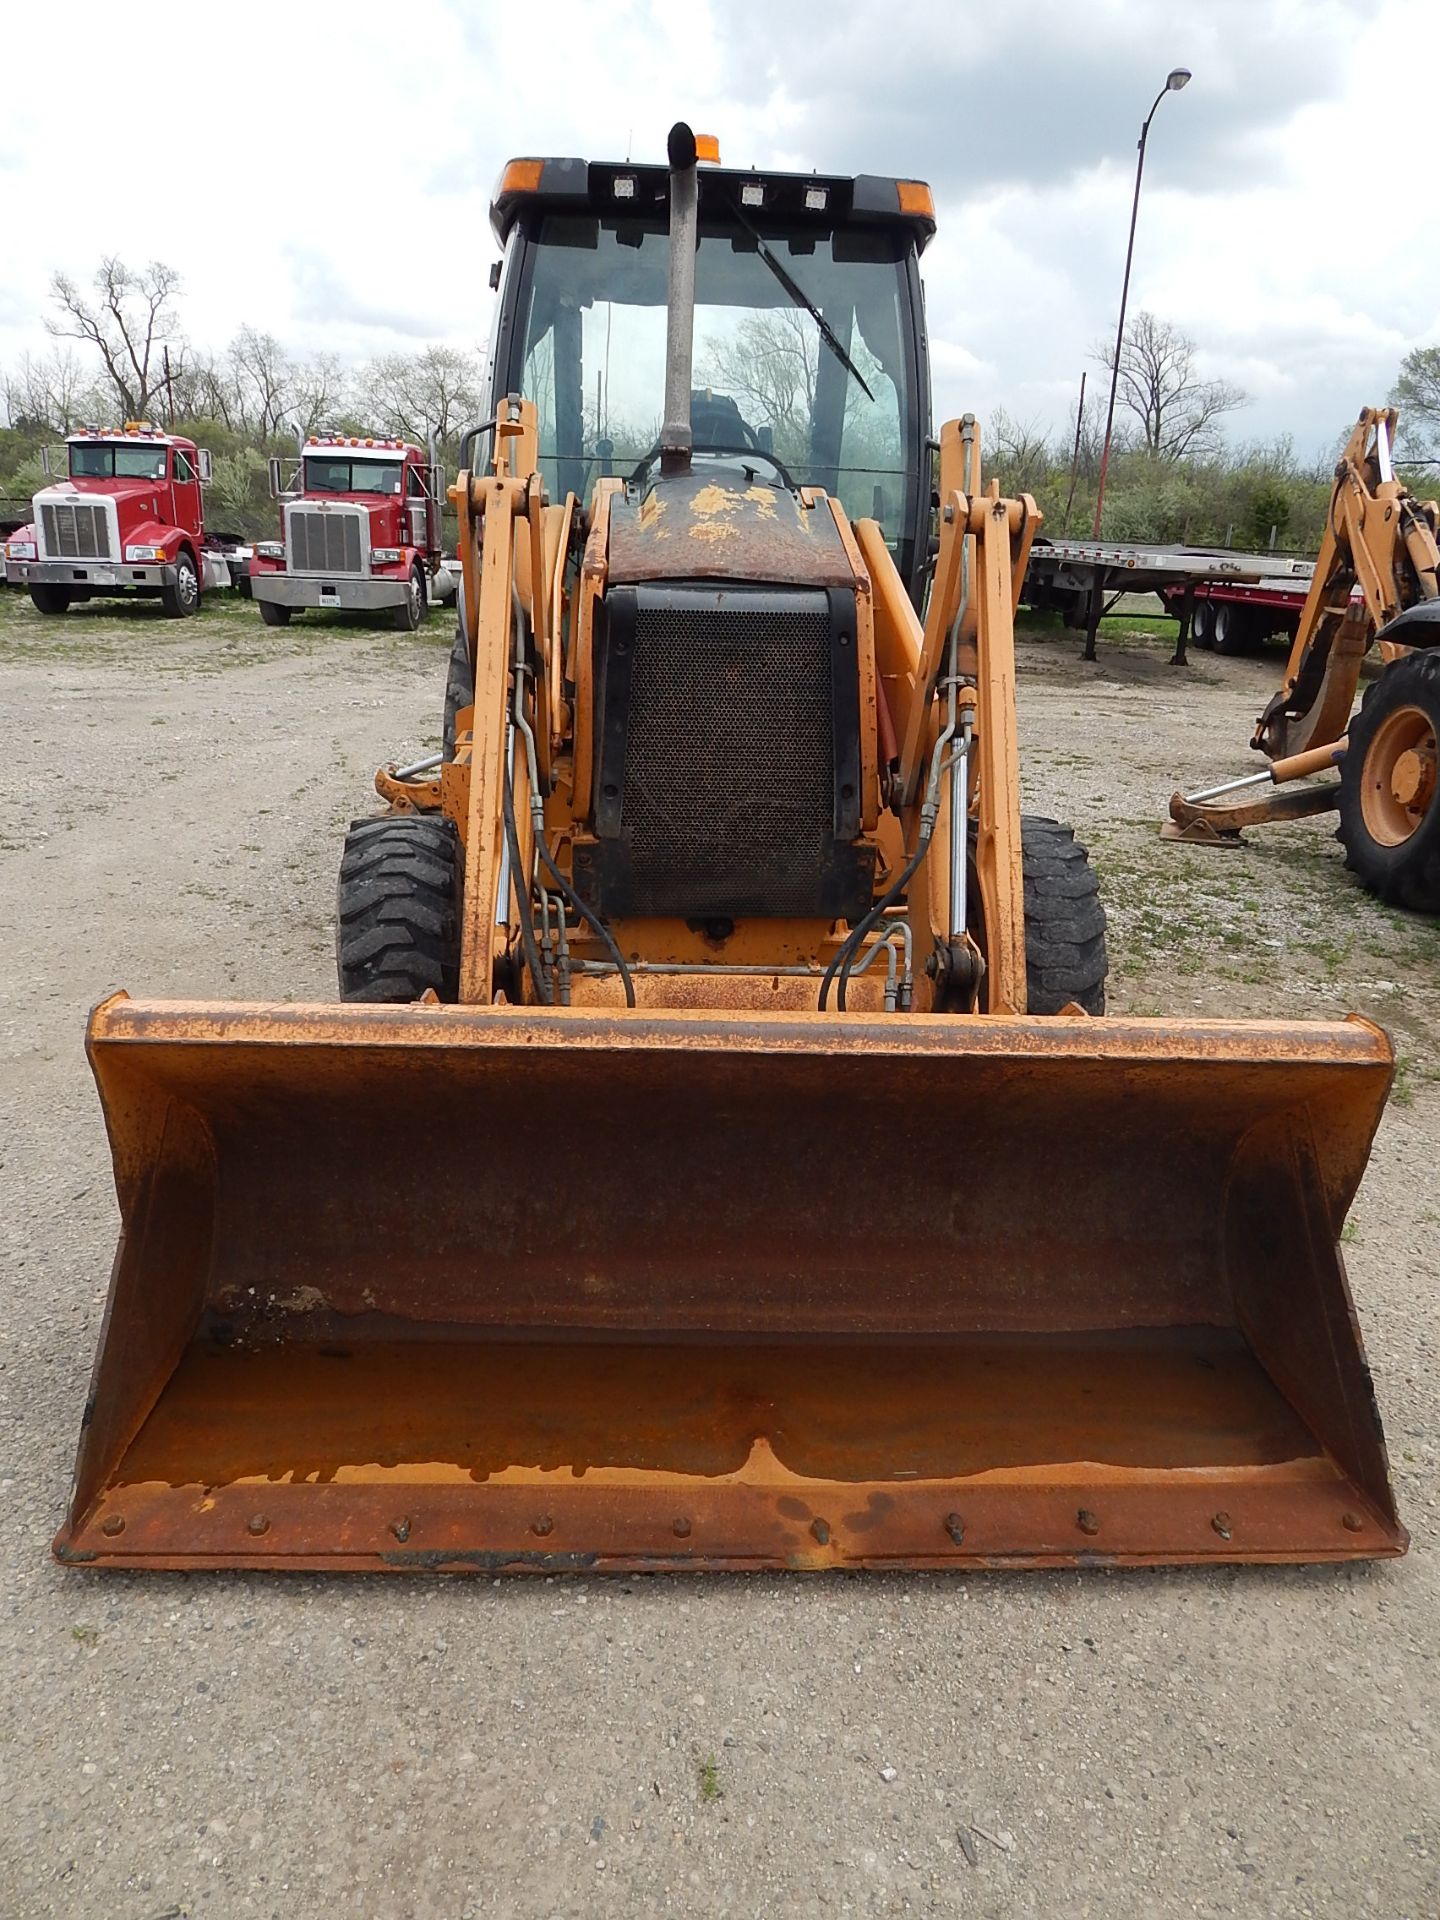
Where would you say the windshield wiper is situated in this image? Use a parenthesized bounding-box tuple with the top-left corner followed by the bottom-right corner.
(731, 201, 875, 404)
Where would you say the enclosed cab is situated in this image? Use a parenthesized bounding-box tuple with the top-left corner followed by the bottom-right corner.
(3, 423, 235, 617)
(482, 152, 936, 608)
(249, 435, 444, 630)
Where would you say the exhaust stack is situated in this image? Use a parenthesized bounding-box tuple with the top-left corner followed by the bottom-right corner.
(659, 122, 717, 476)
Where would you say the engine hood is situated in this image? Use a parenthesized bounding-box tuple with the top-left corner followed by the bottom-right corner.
(606, 463, 857, 589)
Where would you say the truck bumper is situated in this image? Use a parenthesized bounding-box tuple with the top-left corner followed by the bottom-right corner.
(14, 559, 178, 591)
(250, 573, 410, 612)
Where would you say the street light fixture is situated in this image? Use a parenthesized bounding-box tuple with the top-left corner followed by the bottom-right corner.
(1091, 67, 1192, 539)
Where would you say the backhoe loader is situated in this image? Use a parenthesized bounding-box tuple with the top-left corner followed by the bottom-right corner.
(1167, 407, 1440, 910)
(57, 128, 1405, 1575)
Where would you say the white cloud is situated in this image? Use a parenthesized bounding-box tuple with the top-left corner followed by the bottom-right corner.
(2, 0, 1436, 454)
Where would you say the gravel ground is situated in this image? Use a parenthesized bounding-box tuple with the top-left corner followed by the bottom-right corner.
(0, 592, 1435, 1920)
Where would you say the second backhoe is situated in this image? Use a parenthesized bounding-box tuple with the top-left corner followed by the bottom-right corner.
(1167, 406, 1440, 910)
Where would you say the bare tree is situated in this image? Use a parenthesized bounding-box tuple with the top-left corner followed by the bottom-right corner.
(699, 309, 820, 447)
(987, 407, 1055, 496)
(292, 351, 349, 438)
(3, 347, 106, 432)
(357, 345, 484, 449)
(226, 326, 296, 438)
(1392, 345, 1440, 453)
(47, 257, 185, 420)
(1095, 311, 1247, 461)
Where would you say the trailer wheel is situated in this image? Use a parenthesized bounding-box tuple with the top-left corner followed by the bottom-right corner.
(1019, 816, 1108, 1014)
(160, 551, 200, 618)
(1191, 599, 1215, 649)
(392, 563, 426, 632)
(1211, 602, 1254, 655)
(258, 599, 291, 628)
(1336, 650, 1440, 911)
(337, 814, 461, 1002)
(29, 584, 72, 616)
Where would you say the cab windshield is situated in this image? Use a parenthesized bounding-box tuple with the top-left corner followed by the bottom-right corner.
(304, 458, 403, 496)
(514, 214, 916, 554)
(69, 443, 169, 481)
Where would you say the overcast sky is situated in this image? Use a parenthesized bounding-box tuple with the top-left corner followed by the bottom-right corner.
(3, 0, 1435, 458)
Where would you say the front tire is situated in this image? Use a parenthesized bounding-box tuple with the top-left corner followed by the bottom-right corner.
(1336, 650, 1440, 911)
(258, 598, 291, 628)
(161, 551, 200, 618)
(29, 584, 72, 616)
(392, 563, 426, 632)
(1020, 815, 1108, 1014)
(336, 814, 460, 1001)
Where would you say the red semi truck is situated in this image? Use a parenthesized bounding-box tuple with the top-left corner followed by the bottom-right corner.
(3, 422, 246, 616)
(248, 433, 445, 630)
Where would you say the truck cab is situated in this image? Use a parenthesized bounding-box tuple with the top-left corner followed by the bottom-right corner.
(4, 423, 225, 617)
(248, 435, 444, 631)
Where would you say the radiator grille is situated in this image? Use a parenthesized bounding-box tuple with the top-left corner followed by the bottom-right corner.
(619, 596, 834, 918)
(287, 508, 364, 574)
(41, 501, 111, 561)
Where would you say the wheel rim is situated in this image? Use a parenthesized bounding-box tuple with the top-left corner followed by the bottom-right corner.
(409, 572, 422, 622)
(178, 561, 197, 608)
(1359, 704, 1438, 846)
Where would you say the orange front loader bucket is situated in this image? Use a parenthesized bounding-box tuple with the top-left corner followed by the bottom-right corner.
(55, 996, 1406, 1573)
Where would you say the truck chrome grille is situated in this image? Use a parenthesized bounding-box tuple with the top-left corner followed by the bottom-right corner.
(287, 508, 365, 574)
(41, 501, 112, 561)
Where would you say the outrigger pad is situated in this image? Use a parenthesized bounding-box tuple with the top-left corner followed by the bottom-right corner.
(57, 997, 1405, 1574)
(1161, 815, 1245, 845)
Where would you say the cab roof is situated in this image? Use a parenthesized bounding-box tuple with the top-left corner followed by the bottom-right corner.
(490, 156, 936, 252)
(67, 422, 195, 449)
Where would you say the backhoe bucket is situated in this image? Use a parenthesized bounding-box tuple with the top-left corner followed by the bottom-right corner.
(57, 996, 1405, 1573)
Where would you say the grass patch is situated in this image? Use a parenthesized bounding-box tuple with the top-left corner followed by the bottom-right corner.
(697, 1754, 723, 1804)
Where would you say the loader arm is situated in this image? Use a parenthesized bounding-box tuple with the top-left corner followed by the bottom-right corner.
(1253, 407, 1439, 761)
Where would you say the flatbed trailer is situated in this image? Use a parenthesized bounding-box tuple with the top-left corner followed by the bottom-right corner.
(1022, 535, 1314, 662)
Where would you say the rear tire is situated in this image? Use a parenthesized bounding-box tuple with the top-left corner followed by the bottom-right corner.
(161, 551, 200, 618)
(392, 563, 426, 632)
(1336, 650, 1440, 911)
(258, 599, 292, 628)
(337, 814, 460, 1002)
(29, 584, 72, 616)
(1211, 602, 1252, 655)
(1020, 815, 1108, 1014)
(1190, 598, 1215, 650)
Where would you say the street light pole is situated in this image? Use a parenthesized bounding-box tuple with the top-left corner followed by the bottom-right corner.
(1091, 67, 1191, 540)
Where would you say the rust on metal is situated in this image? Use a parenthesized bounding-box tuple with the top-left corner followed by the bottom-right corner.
(54, 996, 1406, 1574)
(606, 467, 857, 588)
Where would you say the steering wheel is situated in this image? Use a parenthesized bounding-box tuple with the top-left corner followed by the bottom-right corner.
(625, 442, 797, 491)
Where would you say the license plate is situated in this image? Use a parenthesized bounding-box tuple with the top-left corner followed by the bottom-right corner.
(318, 589, 341, 608)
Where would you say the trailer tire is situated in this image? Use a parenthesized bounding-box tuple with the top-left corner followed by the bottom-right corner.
(1336, 649, 1440, 912)
(258, 599, 291, 628)
(337, 814, 461, 1002)
(392, 563, 426, 632)
(1191, 599, 1215, 649)
(1211, 602, 1253, 656)
(161, 550, 200, 619)
(1020, 815, 1108, 1014)
(29, 584, 72, 616)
